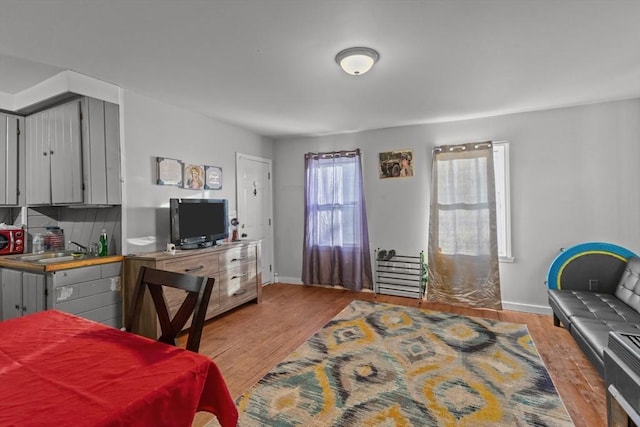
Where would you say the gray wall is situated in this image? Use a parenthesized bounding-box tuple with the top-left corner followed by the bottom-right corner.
(272, 98, 640, 313)
(120, 90, 273, 254)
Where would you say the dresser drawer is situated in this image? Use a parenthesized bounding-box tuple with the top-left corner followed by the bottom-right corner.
(161, 253, 220, 326)
(219, 245, 255, 269)
(161, 253, 219, 277)
(219, 263, 257, 309)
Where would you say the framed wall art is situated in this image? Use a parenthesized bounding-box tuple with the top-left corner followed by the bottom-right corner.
(205, 165, 223, 190)
(379, 149, 414, 179)
(156, 157, 183, 186)
(183, 164, 205, 190)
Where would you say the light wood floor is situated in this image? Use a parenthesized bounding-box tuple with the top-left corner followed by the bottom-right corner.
(185, 283, 605, 427)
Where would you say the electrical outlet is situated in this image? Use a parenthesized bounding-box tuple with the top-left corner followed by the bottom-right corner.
(589, 279, 598, 291)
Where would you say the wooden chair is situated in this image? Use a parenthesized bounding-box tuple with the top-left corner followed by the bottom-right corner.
(125, 266, 215, 353)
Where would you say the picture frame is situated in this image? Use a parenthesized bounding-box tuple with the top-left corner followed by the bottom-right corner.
(205, 165, 223, 190)
(379, 149, 414, 179)
(156, 157, 183, 186)
(183, 164, 205, 190)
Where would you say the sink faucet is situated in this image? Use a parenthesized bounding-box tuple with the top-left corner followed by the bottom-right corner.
(69, 241, 87, 252)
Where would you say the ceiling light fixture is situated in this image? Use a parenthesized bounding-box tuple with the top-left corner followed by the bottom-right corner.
(335, 47, 380, 76)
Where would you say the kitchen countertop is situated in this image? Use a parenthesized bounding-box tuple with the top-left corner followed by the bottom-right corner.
(0, 253, 124, 272)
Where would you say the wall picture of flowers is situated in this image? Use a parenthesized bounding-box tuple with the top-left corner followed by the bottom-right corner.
(183, 164, 205, 190)
(156, 157, 183, 186)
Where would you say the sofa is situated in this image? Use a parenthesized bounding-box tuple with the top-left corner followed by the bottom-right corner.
(548, 256, 640, 375)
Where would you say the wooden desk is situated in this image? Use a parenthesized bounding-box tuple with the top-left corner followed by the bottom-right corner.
(0, 310, 238, 427)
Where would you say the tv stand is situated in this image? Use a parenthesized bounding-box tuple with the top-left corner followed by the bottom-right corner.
(123, 240, 262, 339)
(180, 240, 214, 250)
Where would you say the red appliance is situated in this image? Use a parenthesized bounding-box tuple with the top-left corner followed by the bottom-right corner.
(0, 227, 25, 255)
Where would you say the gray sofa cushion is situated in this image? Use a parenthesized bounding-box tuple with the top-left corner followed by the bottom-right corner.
(614, 256, 640, 312)
(570, 316, 640, 374)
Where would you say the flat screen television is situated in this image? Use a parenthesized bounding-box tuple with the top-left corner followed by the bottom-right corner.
(170, 198, 229, 249)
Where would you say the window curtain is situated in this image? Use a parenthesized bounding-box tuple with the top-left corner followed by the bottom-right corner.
(302, 149, 373, 291)
(427, 142, 502, 309)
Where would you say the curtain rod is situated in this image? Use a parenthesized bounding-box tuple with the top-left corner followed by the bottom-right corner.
(433, 141, 492, 153)
(306, 149, 361, 159)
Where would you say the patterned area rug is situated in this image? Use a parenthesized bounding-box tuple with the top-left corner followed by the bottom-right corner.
(236, 300, 573, 426)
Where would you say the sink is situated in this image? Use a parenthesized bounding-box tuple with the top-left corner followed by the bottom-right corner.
(38, 256, 76, 264)
(17, 251, 86, 263)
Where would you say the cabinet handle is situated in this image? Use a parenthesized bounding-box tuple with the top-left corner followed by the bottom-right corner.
(50, 150, 54, 155)
(185, 265, 204, 273)
(231, 272, 248, 280)
(21, 305, 27, 312)
(14, 304, 20, 310)
(232, 289, 248, 297)
(43, 151, 48, 156)
(231, 257, 247, 262)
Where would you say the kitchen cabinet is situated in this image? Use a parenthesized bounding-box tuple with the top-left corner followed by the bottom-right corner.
(0, 262, 122, 327)
(25, 97, 122, 206)
(124, 241, 262, 339)
(26, 100, 83, 205)
(0, 113, 23, 206)
(47, 262, 123, 328)
(81, 98, 122, 205)
(1, 268, 46, 320)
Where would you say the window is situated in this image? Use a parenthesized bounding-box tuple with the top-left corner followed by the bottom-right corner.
(493, 141, 513, 262)
(302, 149, 373, 290)
(311, 158, 359, 246)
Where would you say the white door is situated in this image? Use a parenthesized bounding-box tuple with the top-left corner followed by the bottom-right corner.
(236, 153, 273, 285)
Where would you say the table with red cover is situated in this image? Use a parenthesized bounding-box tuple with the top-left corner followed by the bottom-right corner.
(0, 310, 238, 427)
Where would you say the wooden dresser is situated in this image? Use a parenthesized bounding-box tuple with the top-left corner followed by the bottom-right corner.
(123, 240, 261, 339)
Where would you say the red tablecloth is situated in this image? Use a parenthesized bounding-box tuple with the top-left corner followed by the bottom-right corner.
(0, 310, 238, 427)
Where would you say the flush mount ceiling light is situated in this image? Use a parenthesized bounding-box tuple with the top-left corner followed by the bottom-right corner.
(335, 47, 380, 76)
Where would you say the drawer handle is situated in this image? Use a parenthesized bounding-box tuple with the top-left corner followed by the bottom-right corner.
(231, 272, 248, 280)
(231, 257, 247, 262)
(232, 289, 248, 297)
(185, 265, 204, 273)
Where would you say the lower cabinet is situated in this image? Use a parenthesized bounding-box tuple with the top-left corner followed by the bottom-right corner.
(0, 262, 122, 327)
(48, 263, 122, 328)
(124, 240, 262, 339)
(1, 269, 46, 320)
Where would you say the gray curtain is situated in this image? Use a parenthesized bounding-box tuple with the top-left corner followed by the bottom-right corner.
(427, 142, 502, 309)
(302, 149, 373, 291)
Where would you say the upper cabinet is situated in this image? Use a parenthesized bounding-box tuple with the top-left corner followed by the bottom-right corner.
(81, 98, 122, 205)
(25, 97, 121, 206)
(26, 100, 83, 205)
(0, 113, 23, 206)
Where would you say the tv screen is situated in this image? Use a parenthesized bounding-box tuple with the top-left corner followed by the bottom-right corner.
(170, 198, 229, 249)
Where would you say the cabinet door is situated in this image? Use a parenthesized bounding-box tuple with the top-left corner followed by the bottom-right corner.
(26, 101, 83, 205)
(0, 113, 20, 205)
(49, 100, 83, 204)
(82, 98, 122, 205)
(1, 269, 23, 320)
(26, 109, 52, 204)
(22, 272, 46, 315)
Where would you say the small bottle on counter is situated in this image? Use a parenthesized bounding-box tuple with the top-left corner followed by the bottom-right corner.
(99, 229, 108, 257)
(32, 233, 44, 254)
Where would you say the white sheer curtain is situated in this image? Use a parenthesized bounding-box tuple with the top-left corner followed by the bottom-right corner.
(428, 142, 502, 309)
(302, 149, 373, 291)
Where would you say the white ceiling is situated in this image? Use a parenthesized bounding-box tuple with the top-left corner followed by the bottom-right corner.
(1, 0, 638, 139)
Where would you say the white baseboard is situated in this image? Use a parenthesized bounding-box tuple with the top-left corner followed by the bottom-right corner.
(271, 279, 553, 315)
(502, 301, 552, 315)
(276, 276, 304, 285)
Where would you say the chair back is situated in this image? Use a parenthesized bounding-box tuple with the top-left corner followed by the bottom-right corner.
(126, 266, 215, 353)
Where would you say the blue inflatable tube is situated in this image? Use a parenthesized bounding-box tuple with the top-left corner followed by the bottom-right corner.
(546, 242, 637, 290)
